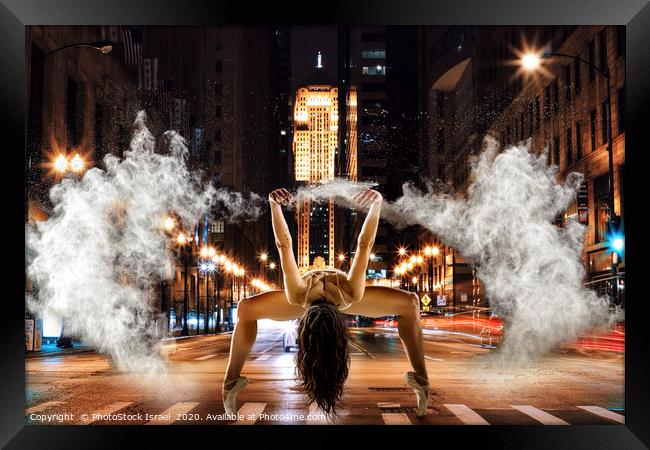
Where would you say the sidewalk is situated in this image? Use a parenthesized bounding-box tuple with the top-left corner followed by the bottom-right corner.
(25, 342, 94, 358)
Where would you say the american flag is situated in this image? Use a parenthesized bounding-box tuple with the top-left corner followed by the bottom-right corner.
(140, 57, 158, 91)
(121, 28, 143, 65)
(158, 79, 174, 114)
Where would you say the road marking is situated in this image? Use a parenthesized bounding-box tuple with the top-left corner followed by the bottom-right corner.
(346, 339, 375, 359)
(233, 403, 266, 425)
(512, 405, 569, 425)
(382, 413, 412, 425)
(194, 353, 219, 361)
(443, 404, 490, 425)
(259, 340, 281, 354)
(306, 403, 329, 424)
(79, 401, 133, 425)
(378, 402, 401, 408)
(254, 354, 271, 361)
(146, 402, 199, 425)
(424, 356, 444, 361)
(26, 401, 65, 414)
(577, 406, 625, 424)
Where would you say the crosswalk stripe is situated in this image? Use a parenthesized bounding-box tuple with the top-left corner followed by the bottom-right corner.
(233, 402, 266, 425)
(79, 401, 133, 425)
(194, 354, 219, 361)
(512, 405, 569, 425)
(577, 406, 625, 424)
(26, 401, 65, 414)
(146, 402, 199, 425)
(254, 354, 271, 361)
(382, 413, 412, 425)
(306, 403, 329, 424)
(443, 404, 490, 425)
(377, 402, 401, 408)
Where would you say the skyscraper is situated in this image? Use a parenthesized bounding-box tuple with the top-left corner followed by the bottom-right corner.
(293, 52, 339, 270)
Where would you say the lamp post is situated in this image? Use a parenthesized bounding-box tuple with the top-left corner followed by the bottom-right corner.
(176, 232, 190, 336)
(522, 50, 618, 301)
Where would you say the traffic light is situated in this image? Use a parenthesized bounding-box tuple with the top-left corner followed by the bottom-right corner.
(606, 215, 624, 264)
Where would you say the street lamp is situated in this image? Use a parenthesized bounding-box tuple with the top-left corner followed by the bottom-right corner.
(522, 49, 619, 299)
(175, 232, 194, 336)
(44, 40, 113, 58)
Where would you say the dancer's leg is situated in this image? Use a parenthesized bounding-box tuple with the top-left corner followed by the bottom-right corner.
(224, 290, 304, 384)
(344, 286, 428, 383)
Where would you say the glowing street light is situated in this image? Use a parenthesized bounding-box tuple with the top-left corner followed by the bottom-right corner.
(54, 155, 68, 173)
(424, 246, 432, 256)
(69, 154, 85, 172)
(416, 255, 423, 265)
(176, 233, 188, 245)
(164, 217, 175, 231)
(259, 252, 268, 262)
(338, 253, 346, 262)
(398, 247, 407, 256)
(369, 253, 376, 261)
(200, 246, 209, 258)
(521, 52, 541, 71)
(432, 246, 440, 256)
(268, 262, 276, 270)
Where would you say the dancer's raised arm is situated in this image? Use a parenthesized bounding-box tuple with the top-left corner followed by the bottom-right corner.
(269, 188, 303, 303)
(347, 188, 382, 294)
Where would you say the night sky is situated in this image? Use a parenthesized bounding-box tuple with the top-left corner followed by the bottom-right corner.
(291, 26, 338, 94)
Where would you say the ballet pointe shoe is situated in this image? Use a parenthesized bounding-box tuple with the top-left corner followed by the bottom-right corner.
(404, 372, 429, 418)
(222, 376, 249, 417)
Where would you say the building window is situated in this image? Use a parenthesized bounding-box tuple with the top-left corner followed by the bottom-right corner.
(362, 65, 386, 75)
(564, 65, 572, 103)
(616, 26, 625, 58)
(599, 28, 608, 71)
(544, 85, 551, 121)
(593, 174, 610, 243)
(209, 220, 224, 234)
(535, 96, 541, 130)
(437, 91, 445, 118)
(600, 100, 608, 145)
(215, 82, 223, 97)
(361, 33, 386, 42)
(617, 86, 625, 134)
(93, 103, 104, 161)
(590, 108, 597, 151)
(436, 127, 444, 152)
(361, 49, 385, 59)
(361, 82, 386, 92)
(552, 78, 559, 113)
(576, 120, 583, 160)
(574, 59, 581, 95)
(566, 127, 573, 166)
(553, 135, 560, 166)
(588, 40, 596, 82)
(66, 76, 84, 148)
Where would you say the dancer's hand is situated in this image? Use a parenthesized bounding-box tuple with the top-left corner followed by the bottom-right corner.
(353, 188, 382, 208)
(269, 188, 293, 207)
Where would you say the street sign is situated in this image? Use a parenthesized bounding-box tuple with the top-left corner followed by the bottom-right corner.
(437, 295, 447, 306)
(420, 293, 432, 306)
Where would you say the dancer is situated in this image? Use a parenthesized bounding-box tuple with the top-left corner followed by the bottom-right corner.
(222, 187, 429, 417)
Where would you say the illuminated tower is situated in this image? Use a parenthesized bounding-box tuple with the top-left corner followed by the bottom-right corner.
(293, 52, 339, 270)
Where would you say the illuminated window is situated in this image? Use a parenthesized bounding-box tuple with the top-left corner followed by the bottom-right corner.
(361, 49, 385, 59)
(362, 65, 385, 75)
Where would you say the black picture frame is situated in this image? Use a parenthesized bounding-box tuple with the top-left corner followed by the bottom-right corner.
(4, 0, 648, 448)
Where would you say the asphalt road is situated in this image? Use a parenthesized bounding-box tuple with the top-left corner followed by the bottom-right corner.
(25, 323, 625, 425)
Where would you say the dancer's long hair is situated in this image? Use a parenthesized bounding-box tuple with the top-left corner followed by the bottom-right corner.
(295, 300, 349, 415)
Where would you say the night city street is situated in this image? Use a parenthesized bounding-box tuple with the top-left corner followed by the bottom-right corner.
(26, 319, 624, 425)
(23, 23, 627, 432)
